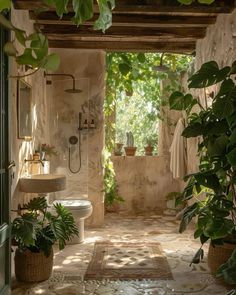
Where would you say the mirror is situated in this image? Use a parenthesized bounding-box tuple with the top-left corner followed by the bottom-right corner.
(17, 80, 32, 140)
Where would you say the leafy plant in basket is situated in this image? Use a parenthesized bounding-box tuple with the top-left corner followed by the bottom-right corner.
(12, 196, 78, 282)
(169, 60, 236, 285)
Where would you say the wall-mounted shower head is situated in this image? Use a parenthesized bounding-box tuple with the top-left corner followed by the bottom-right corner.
(44, 72, 82, 94)
(152, 53, 170, 73)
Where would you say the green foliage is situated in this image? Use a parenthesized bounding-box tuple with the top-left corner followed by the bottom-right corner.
(0, 0, 115, 73)
(0, 0, 11, 11)
(103, 148, 124, 206)
(12, 197, 78, 256)
(169, 60, 236, 279)
(105, 52, 192, 155)
(0, 14, 60, 74)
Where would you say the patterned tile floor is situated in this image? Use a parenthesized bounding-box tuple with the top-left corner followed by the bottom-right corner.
(12, 212, 230, 295)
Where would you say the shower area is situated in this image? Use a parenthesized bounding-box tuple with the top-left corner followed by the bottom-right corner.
(45, 49, 106, 226)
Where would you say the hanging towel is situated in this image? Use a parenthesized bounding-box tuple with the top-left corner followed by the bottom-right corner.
(169, 117, 187, 179)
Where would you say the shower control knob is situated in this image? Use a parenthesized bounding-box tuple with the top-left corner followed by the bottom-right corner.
(69, 136, 78, 145)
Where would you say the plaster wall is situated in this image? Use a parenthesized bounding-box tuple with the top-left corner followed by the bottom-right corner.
(184, 8, 236, 176)
(10, 8, 50, 211)
(49, 49, 105, 227)
(112, 156, 181, 214)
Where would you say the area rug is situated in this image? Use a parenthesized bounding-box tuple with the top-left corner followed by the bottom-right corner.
(84, 241, 173, 280)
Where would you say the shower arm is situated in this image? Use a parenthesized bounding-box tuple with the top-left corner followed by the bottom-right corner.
(44, 72, 76, 89)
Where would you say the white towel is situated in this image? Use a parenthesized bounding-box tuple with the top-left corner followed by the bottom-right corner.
(169, 118, 187, 179)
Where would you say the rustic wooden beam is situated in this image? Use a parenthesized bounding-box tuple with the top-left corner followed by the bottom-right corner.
(29, 11, 216, 28)
(14, 0, 235, 16)
(48, 40, 196, 53)
(37, 24, 206, 40)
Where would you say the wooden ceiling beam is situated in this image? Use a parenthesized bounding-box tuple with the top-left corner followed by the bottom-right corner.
(29, 11, 216, 28)
(37, 24, 206, 40)
(48, 40, 196, 53)
(14, 0, 235, 16)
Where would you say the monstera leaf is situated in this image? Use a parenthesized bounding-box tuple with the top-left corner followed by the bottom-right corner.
(212, 79, 236, 119)
(188, 61, 231, 88)
(169, 91, 197, 112)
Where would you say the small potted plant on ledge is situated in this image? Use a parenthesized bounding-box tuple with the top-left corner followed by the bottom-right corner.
(12, 196, 78, 282)
(124, 131, 137, 156)
(144, 137, 156, 156)
(114, 142, 124, 156)
(169, 60, 236, 288)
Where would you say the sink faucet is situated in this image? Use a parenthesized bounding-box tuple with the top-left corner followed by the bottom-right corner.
(24, 159, 45, 167)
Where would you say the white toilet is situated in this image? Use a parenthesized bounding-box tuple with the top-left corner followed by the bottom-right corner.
(51, 199, 93, 244)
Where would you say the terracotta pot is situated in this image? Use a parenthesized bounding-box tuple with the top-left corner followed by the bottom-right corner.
(124, 147, 137, 156)
(145, 145, 153, 156)
(208, 242, 236, 275)
(15, 248, 53, 282)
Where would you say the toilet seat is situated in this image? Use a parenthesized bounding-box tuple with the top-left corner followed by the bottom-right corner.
(52, 199, 92, 210)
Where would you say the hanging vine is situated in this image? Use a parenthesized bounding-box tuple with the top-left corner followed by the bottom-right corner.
(0, 0, 218, 72)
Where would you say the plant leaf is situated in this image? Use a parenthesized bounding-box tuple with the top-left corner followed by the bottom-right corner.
(3, 41, 18, 56)
(188, 61, 231, 88)
(119, 63, 131, 76)
(212, 79, 236, 119)
(72, 0, 93, 26)
(190, 248, 204, 266)
(227, 147, 236, 167)
(0, 0, 11, 12)
(42, 53, 60, 71)
(94, 0, 115, 32)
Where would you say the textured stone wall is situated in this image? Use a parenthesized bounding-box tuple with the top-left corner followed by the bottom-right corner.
(10, 8, 50, 211)
(49, 49, 105, 227)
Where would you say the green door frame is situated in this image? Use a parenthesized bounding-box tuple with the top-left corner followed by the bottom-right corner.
(0, 23, 11, 295)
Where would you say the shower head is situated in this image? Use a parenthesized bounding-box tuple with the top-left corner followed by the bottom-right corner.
(152, 64, 170, 73)
(44, 72, 82, 94)
(153, 53, 170, 73)
(65, 88, 82, 94)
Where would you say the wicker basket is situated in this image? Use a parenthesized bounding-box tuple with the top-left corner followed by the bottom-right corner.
(208, 242, 236, 274)
(15, 248, 53, 282)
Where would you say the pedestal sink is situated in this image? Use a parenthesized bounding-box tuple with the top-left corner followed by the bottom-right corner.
(20, 174, 66, 193)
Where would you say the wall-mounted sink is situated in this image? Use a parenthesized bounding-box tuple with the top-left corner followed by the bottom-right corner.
(20, 174, 66, 193)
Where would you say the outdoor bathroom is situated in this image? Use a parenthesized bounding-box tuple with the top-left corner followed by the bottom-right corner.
(0, 1, 236, 295)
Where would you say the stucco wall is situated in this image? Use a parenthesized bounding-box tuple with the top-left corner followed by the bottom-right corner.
(49, 49, 105, 227)
(112, 156, 181, 214)
(10, 8, 50, 212)
(184, 8, 236, 176)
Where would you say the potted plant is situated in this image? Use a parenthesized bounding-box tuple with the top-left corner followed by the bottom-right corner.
(40, 143, 58, 160)
(144, 137, 156, 156)
(114, 142, 123, 156)
(12, 196, 78, 282)
(169, 60, 236, 285)
(124, 131, 137, 156)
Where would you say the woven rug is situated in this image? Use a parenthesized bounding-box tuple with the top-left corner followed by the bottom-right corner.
(84, 241, 173, 280)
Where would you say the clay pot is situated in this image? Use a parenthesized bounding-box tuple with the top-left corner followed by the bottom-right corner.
(114, 143, 123, 156)
(144, 145, 153, 156)
(208, 242, 236, 275)
(124, 147, 137, 156)
(15, 248, 53, 282)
